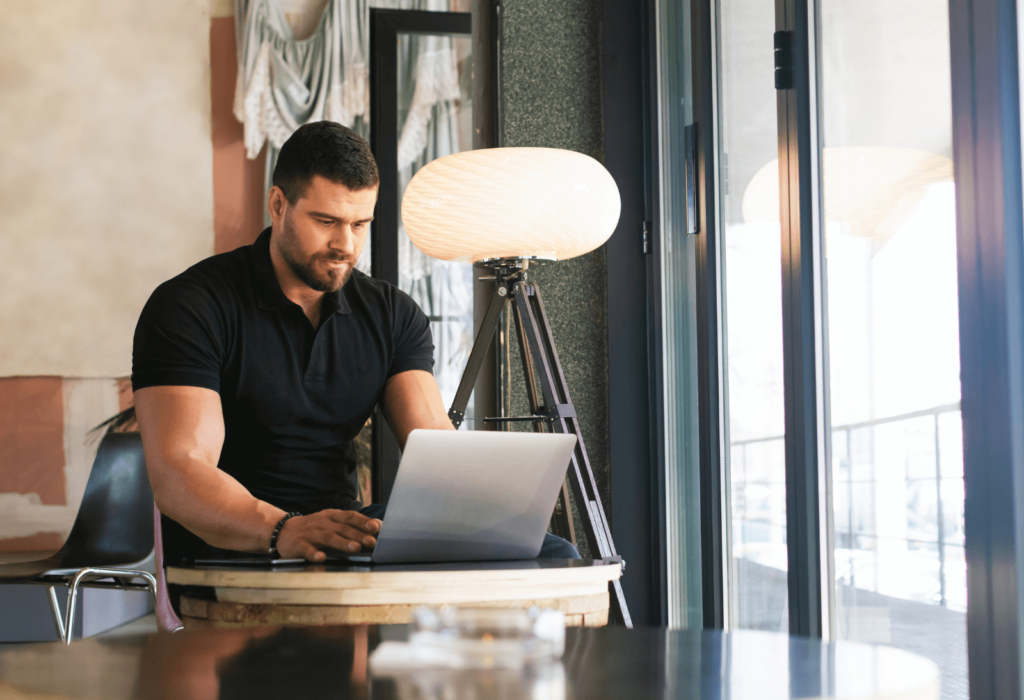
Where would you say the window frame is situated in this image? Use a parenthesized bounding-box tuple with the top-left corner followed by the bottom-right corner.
(672, 0, 1024, 695)
(948, 0, 1024, 696)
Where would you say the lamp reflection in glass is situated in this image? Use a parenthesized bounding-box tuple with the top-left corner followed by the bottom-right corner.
(401, 147, 621, 263)
(742, 147, 953, 244)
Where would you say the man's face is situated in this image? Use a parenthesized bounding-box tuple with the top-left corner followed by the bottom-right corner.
(270, 175, 377, 293)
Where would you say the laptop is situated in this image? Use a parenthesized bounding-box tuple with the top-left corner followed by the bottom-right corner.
(196, 429, 578, 566)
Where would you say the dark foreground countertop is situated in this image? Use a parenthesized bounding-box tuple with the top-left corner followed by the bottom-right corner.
(0, 624, 939, 699)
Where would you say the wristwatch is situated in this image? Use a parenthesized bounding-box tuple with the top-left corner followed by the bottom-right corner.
(268, 512, 302, 558)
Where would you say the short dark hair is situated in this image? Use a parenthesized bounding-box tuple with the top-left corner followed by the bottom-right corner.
(272, 121, 379, 204)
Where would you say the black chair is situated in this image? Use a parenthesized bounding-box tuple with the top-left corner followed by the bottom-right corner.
(0, 432, 158, 642)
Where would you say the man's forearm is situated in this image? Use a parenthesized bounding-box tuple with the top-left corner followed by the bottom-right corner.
(151, 454, 285, 554)
(134, 384, 378, 560)
(135, 385, 285, 554)
(383, 370, 456, 449)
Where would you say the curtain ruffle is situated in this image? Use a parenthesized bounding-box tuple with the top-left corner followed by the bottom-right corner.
(233, 0, 457, 163)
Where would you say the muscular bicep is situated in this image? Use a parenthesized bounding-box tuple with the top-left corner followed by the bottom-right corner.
(382, 370, 454, 449)
(134, 386, 286, 554)
(134, 385, 225, 505)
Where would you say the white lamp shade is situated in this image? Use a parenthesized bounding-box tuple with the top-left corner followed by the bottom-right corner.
(400, 147, 622, 263)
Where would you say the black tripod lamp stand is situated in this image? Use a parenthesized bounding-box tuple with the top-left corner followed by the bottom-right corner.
(402, 147, 632, 627)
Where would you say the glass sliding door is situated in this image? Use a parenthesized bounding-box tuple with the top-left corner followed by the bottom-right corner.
(692, 0, 968, 689)
(662, 0, 1023, 689)
(663, 0, 966, 675)
(816, 1, 965, 695)
(716, 0, 789, 631)
(394, 30, 475, 424)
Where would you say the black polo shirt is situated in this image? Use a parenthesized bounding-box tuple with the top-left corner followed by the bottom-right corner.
(132, 228, 434, 562)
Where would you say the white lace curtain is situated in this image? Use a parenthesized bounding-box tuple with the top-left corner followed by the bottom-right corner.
(232, 0, 460, 172)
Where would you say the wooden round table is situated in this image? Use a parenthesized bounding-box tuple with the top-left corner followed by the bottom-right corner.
(167, 558, 621, 628)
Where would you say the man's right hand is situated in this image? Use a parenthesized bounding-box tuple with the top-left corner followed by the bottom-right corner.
(274, 510, 383, 562)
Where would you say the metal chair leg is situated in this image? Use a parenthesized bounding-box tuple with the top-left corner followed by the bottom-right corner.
(141, 573, 162, 628)
(47, 586, 66, 642)
(64, 570, 86, 644)
(62, 568, 159, 644)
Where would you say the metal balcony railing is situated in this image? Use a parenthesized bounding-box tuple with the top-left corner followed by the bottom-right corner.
(729, 401, 964, 608)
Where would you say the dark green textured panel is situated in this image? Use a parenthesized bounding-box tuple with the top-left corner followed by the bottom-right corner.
(501, 0, 604, 160)
(499, 0, 610, 555)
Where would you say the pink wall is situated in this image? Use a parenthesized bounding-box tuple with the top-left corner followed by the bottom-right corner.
(211, 16, 267, 254)
(0, 378, 66, 552)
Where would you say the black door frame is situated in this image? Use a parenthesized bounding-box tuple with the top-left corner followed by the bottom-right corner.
(602, 0, 665, 627)
(368, 8, 473, 503)
(949, 0, 1024, 697)
(689, 0, 728, 630)
(774, 0, 832, 640)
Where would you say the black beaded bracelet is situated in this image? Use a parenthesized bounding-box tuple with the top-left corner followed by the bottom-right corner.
(268, 512, 302, 558)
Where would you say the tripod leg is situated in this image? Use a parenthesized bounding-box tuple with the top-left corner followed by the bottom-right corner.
(511, 299, 573, 542)
(612, 580, 632, 627)
(531, 284, 618, 555)
(550, 480, 576, 544)
(513, 281, 633, 627)
(513, 289, 604, 548)
(448, 282, 509, 428)
(511, 295, 546, 434)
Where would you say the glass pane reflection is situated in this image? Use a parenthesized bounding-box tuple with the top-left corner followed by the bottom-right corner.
(395, 33, 475, 426)
(716, 0, 788, 631)
(818, 0, 966, 696)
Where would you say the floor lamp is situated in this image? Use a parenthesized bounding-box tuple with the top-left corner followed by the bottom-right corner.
(402, 147, 632, 627)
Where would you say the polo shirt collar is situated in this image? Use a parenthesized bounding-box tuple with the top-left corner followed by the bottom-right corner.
(251, 228, 352, 316)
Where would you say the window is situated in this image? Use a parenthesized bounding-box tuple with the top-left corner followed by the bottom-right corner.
(658, 0, 969, 695)
(816, 1, 966, 694)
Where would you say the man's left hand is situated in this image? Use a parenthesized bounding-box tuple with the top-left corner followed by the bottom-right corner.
(274, 509, 382, 562)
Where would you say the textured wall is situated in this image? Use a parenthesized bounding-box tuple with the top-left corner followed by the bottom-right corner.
(0, 0, 215, 377)
(0, 1, 241, 554)
(499, 0, 610, 550)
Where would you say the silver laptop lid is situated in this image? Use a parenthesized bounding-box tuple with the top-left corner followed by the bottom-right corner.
(373, 430, 578, 564)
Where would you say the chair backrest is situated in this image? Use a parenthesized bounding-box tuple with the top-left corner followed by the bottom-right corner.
(54, 432, 154, 568)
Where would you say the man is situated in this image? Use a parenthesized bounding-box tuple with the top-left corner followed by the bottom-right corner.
(133, 121, 578, 564)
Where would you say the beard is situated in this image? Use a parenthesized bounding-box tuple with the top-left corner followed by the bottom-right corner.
(276, 213, 357, 293)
